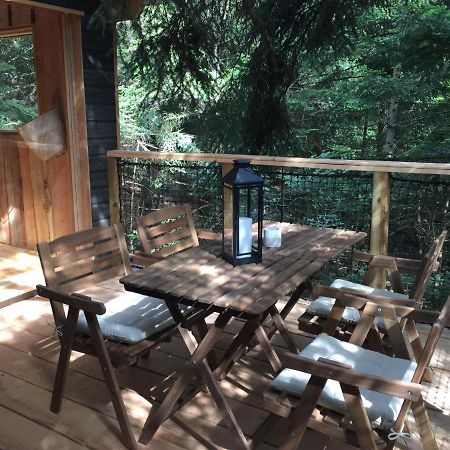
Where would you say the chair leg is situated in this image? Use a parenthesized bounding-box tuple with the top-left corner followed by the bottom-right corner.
(404, 320, 434, 383)
(341, 383, 378, 450)
(51, 307, 79, 413)
(412, 398, 438, 450)
(85, 313, 137, 450)
(280, 375, 326, 450)
(255, 324, 283, 372)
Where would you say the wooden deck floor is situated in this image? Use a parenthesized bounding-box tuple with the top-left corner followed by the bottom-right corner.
(0, 294, 449, 450)
(0, 243, 44, 307)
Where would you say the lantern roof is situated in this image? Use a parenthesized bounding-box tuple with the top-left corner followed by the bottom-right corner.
(222, 160, 263, 186)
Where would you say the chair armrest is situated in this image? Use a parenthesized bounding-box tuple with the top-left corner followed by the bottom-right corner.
(130, 251, 163, 266)
(279, 352, 422, 401)
(310, 284, 415, 308)
(36, 284, 106, 315)
(353, 251, 440, 274)
(197, 229, 222, 240)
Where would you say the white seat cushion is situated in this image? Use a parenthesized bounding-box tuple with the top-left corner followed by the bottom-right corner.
(271, 333, 416, 430)
(305, 278, 409, 329)
(77, 290, 189, 344)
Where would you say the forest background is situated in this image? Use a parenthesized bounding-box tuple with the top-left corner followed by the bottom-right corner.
(117, 0, 450, 162)
(0, 0, 448, 306)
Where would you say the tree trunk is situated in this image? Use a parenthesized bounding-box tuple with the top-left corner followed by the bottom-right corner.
(384, 66, 401, 159)
(361, 111, 369, 158)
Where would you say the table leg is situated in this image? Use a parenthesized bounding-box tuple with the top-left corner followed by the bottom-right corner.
(195, 318, 219, 369)
(254, 324, 283, 372)
(213, 317, 261, 380)
(139, 312, 250, 450)
(178, 325, 251, 450)
(265, 283, 306, 341)
(138, 318, 224, 444)
(268, 305, 299, 354)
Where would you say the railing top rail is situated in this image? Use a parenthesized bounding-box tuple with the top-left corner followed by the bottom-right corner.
(107, 150, 450, 175)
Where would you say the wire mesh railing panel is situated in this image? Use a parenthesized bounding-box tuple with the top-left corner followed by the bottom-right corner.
(118, 159, 222, 250)
(389, 174, 450, 309)
(117, 157, 449, 309)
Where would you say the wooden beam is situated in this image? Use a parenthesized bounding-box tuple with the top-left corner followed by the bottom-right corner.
(33, 7, 75, 239)
(108, 156, 121, 225)
(107, 150, 450, 176)
(222, 163, 233, 230)
(370, 171, 390, 288)
(62, 14, 92, 231)
(4, 0, 83, 16)
(0, 24, 32, 36)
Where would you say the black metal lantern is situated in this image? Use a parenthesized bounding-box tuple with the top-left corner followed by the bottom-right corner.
(222, 160, 263, 266)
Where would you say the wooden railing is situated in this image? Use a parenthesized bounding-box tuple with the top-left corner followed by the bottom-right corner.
(107, 149, 450, 286)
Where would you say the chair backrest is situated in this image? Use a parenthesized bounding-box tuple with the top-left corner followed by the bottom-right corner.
(37, 224, 132, 293)
(136, 204, 199, 258)
(410, 229, 447, 305)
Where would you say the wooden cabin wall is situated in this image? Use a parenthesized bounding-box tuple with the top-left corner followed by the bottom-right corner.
(38, 0, 117, 228)
(0, 1, 91, 249)
(81, 6, 117, 228)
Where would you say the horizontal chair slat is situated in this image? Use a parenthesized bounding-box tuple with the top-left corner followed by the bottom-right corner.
(51, 238, 120, 268)
(139, 205, 187, 226)
(59, 265, 125, 293)
(157, 239, 194, 258)
(145, 217, 189, 238)
(55, 252, 123, 284)
(150, 228, 192, 249)
(48, 226, 117, 253)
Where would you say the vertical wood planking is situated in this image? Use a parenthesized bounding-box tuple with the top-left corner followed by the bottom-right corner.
(370, 171, 390, 288)
(33, 7, 75, 239)
(28, 151, 51, 243)
(62, 14, 92, 231)
(0, 135, 11, 244)
(3, 138, 25, 248)
(107, 156, 121, 225)
(0, 1, 9, 27)
(18, 143, 37, 248)
(10, 4, 32, 26)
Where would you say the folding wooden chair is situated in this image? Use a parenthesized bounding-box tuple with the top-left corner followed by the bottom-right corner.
(298, 230, 447, 337)
(134, 203, 220, 265)
(36, 224, 194, 449)
(265, 290, 450, 450)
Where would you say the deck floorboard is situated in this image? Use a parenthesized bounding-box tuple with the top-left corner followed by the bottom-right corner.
(0, 243, 448, 449)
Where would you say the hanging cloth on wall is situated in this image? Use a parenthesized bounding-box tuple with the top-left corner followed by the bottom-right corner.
(17, 109, 66, 161)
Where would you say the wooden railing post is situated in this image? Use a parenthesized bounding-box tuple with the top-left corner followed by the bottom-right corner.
(222, 163, 233, 230)
(370, 171, 390, 288)
(108, 156, 121, 225)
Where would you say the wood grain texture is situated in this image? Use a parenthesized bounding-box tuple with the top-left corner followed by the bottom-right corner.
(122, 224, 366, 318)
(34, 8, 75, 240)
(108, 149, 450, 175)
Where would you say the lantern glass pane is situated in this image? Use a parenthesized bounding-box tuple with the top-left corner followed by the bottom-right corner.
(223, 184, 234, 260)
(236, 186, 261, 255)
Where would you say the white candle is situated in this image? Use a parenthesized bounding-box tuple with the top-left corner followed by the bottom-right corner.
(263, 226, 281, 248)
(237, 217, 252, 258)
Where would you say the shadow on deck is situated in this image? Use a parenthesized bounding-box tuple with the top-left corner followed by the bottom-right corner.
(0, 243, 44, 308)
(0, 293, 449, 449)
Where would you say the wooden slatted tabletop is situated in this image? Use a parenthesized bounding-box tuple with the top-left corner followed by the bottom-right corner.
(121, 223, 366, 448)
(121, 223, 366, 319)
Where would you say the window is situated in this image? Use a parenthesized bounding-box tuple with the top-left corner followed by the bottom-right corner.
(0, 34, 38, 130)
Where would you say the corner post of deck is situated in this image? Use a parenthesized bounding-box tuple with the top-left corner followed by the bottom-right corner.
(222, 163, 233, 230)
(370, 171, 390, 288)
(108, 152, 121, 225)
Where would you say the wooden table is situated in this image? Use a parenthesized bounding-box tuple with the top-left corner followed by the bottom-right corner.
(121, 223, 366, 449)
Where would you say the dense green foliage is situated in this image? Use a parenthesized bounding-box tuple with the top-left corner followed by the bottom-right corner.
(0, 35, 37, 130)
(117, 0, 450, 160)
